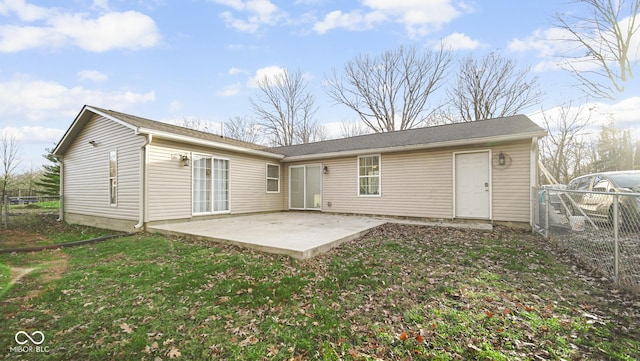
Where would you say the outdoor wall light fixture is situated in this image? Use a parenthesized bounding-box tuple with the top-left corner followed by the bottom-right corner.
(323, 165, 329, 174)
(88, 140, 97, 147)
(181, 154, 191, 167)
(498, 151, 506, 166)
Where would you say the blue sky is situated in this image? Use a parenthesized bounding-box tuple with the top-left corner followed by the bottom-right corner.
(0, 0, 639, 171)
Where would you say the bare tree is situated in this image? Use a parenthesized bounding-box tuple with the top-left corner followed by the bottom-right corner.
(554, 0, 640, 100)
(592, 118, 636, 172)
(252, 68, 320, 146)
(225, 116, 263, 144)
(339, 119, 372, 138)
(324, 44, 452, 133)
(1, 131, 21, 203)
(173, 117, 221, 134)
(297, 122, 328, 144)
(539, 102, 593, 184)
(447, 52, 542, 122)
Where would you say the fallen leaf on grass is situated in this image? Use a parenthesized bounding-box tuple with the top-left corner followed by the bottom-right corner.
(239, 335, 259, 347)
(267, 345, 279, 356)
(143, 342, 159, 354)
(120, 323, 133, 334)
(166, 346, 181, 358)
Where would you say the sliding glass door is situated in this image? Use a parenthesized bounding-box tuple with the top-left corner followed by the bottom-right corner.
(193, 155, 229, 214)
(212, 158, 229, 212)
(290, 166, 305, 209)
(193, 156, 211, 213)
(289, 164, 322, 210)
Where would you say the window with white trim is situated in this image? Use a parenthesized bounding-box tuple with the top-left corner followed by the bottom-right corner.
(266, 164, 280, 193)
(358, 155, 380, 196)
(109, 150, 117, 205)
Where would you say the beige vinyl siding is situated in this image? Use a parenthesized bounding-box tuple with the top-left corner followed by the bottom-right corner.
(146, 139, 283, 222)
(63, 114, 145, 220)
(284, 140, 532, 223)
(316, 150, 453, 218)
(491, 140, 531, 222)
(146, 144, 192, 221)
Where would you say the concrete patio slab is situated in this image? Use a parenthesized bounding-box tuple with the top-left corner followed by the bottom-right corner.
(147, 212, 387, 259)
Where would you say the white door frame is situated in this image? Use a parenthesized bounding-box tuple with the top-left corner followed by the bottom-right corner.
(288, 164, 322, 210)
(452, 150, 492, 220)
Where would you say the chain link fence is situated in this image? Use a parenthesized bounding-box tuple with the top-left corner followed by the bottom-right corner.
(533, 187, 640, 294)
(1, 195, 61, 229)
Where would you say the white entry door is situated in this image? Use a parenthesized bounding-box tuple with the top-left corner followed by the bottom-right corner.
(289, 165, 322, 210)
(455, 152, 490, 219)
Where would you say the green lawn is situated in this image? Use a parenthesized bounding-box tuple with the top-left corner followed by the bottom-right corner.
(1, 223, 638, 360)
(0, 262, 10, 298)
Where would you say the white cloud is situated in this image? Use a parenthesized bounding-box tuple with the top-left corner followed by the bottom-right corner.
(509, 16, 640, 75)
(49, 11, 160, 52)
(77, 70, 108, 82)
(595, 96, 640, 127)
(217, 82, 243, 96)
(228, 67, 247, 75)
(168, 100, 183, 112)
(218, 66, 311, 96)
(212, 0, 285, 33)
(439, 32, 483, 51)
(213, 0, 245, 10)
(92, 0, 110, 11)
(508, 27, 573, 58)
(314, 0, 466, 37)
(0, 0, 49, 21)
(0, 125, 64, 142)
(529, 96, 640, 132)
(0, 77, 155, 122)
(0, 2, 161, 52)
(247, 65, 286, 88)
(313, 10, 386, 33)
(0, 25, 63, 52)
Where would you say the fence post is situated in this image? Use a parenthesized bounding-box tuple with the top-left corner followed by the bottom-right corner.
(613, 194, 620, 285)
(544, 189, 550, 238)
(2, 196, 7, 229)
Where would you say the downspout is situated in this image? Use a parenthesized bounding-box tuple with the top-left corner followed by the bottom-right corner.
(57, 157, 64, 221)
(530, 137, 539, 229)
(134, 134, 151, 229)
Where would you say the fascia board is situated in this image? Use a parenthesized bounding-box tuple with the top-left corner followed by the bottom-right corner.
(52, 106, 138, 156)
(137, 128, 284, 160)
(280, 131, 548, 162)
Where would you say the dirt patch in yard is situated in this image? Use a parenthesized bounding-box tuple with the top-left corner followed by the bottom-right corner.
(3, 250, 68, 305)
(0, 229, 50, 248)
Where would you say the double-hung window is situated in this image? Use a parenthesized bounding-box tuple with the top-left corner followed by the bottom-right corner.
(266, 164, 280, 193)
(358, 155, 380, 196)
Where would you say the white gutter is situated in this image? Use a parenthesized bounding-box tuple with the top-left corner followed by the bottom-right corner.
(134, 134, 151, 229)
(281, 131, 548, 162)
(530, 136, 539, 229)
(136, 128, 284, 160)
(57, 157, 64, 221)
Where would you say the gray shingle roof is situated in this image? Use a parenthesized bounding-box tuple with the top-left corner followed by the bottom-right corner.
(56, 106, 544, 160)
(90, 106, 267, 150)
(268, 114, 545, 158)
